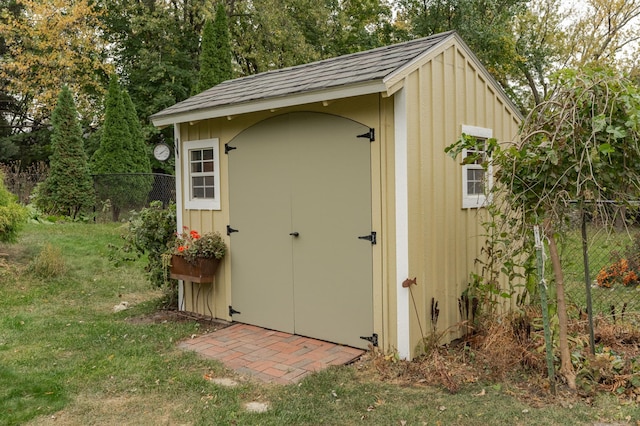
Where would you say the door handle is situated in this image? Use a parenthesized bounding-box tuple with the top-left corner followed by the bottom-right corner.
(289, 232, 299, 237)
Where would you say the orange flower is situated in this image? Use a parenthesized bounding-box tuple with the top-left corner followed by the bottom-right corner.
(178, 246, 187, 252)
(190, 230, 200, 239)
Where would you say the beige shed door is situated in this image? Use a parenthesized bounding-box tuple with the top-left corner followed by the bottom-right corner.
(228, 112, 373, 349)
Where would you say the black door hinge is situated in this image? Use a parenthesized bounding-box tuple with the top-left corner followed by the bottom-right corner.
(360, 333, 378, 347)
(229, 306, 241, 316)
(357, 128, 375, 142)
(358, 231, 376, 245)
(227, 225, 239, 235)
(225, 143, 237, 154)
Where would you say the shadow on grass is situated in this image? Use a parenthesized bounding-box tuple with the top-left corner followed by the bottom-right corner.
(0, 366, 68, 425)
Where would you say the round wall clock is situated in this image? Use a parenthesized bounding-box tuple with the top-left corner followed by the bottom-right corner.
(153, 143, 171, 161)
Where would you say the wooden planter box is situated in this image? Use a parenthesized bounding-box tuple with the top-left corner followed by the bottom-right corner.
(169, 254, 220, 283)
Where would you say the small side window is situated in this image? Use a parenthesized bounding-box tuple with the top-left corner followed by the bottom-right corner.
(183, 138, 220, 210)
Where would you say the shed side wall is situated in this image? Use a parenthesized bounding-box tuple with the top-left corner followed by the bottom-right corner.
(404, 44, 521, 357)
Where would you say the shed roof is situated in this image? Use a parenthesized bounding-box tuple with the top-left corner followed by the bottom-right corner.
(151, 31, 520, 126)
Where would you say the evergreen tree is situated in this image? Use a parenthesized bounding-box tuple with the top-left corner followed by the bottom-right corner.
(92, 75, 151, 220)
(35, 86, 95, 219)
(196, 3, 232, 93)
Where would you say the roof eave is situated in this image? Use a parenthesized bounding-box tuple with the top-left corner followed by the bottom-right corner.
(151, 81, 388, 127)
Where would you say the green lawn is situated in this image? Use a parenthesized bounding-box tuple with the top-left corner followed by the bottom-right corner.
(1, 222, 639, 425)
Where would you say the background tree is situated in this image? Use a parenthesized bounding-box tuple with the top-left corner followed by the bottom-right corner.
(0, 0, 112, 122)
(512, 0, 568, 109)
(35, 87, 95, 219)
(565, 0, 640, 69)
(91, 76, 151, 221)
(396, 0, 527, 99)
(196, 3, 233, 93)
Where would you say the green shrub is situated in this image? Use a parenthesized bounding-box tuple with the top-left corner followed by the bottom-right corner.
(0, 169, 28, 243)
(111, 201, 177, 291)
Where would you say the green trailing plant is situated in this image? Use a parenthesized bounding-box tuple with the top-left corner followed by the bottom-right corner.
(110, 201, 177, 292)
(446, 67, 640, 389)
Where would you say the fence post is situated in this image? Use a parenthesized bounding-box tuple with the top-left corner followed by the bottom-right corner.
(534, 225, 556, 394)
(581, 208, 596, 355)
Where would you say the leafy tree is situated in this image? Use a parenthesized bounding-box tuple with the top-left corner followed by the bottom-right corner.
(396, 0, 527, 95)
(0, 0, 112, 122)
(100, 0, 202, 172)
(564, 0, 640, 68)
(92, 76, 151, 221)
(447, 67, 640, 389)
(196, 3, 233, 93)
(0, 169, 27, 243)
(35, 86, 95, 219)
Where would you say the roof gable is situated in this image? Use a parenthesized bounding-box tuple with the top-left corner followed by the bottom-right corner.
(151, 31, 520, 126)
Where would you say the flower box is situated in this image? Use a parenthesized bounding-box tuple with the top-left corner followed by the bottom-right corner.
(169, 254, 220, 283)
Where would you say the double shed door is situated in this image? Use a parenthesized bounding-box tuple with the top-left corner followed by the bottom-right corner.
(228, 112, 373, 349)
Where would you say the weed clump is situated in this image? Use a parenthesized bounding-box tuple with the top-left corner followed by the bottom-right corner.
(31, 243, 65, 278)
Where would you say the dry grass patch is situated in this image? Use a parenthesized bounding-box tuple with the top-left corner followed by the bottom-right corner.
(356, 311, 640, 406)
(26, 393, 189, 426)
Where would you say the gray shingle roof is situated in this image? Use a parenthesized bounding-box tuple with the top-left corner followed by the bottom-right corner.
(151, 31, 456, 124)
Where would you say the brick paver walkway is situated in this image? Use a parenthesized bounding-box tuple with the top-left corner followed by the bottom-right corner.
(179, 323, 365, 384)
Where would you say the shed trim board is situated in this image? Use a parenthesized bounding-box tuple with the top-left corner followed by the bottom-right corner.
(153, 31, 523, 358)
(174, 123, 185, 311)
(152, 81, 387, 127)
(394, 87, 410, 359)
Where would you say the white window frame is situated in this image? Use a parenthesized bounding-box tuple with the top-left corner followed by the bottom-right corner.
(182, 138, 221, 210)
(461, 125, 493, 209)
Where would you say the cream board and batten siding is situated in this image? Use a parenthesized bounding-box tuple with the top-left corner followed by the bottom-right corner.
(394, 43, 520, 357)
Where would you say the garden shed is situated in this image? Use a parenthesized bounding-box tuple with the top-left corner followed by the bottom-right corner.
(151, 31, 522, 359)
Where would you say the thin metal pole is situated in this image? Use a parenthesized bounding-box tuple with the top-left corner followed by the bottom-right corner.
(534, 225, 556, 394)
(581, 208, 596, 355)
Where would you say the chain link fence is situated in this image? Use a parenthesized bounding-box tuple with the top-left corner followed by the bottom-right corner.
(1, 166, 175, 222)
(92, 173, 176, 222)
(558, 206, 640, 329)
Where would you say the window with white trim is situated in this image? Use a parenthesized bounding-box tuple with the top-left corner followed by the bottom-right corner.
(183, 138, 221, 210)
(461, 125, 493, 209)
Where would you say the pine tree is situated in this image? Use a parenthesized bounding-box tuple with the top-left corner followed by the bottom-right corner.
(196, 3, 232, 93)
(35, 86, 95, 219)
(123, 89, 153, 200)
(92, 75, 151, 220)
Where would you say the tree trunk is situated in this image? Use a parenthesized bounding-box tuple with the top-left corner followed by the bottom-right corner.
(545, 222, 576, 390)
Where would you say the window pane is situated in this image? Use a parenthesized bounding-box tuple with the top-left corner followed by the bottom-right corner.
(467, 169, 485, 195)
(205, 187, 214, 198)
(193, 187, 204, 198)
(203, 160, 214, 172)
(191, 150, 202, 161)
(191, 162, 202, 173)
(202, 149, 214, 160)
(204, 176, 215, 186)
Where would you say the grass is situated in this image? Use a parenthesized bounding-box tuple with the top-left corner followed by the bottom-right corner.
(1, 222, 640, 425)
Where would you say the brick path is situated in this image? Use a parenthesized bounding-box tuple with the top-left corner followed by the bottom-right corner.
(178, 323, 365, 384)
